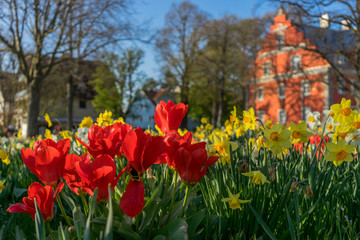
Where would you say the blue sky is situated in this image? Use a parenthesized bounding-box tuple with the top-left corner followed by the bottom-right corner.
(131, 0, 278, 80)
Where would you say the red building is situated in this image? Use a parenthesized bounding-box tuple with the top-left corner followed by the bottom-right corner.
(248, 9, 356, 125)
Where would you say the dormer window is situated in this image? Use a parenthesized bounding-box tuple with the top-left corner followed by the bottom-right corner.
(263, 61, 271, 76)
(276, 33, 285, 49)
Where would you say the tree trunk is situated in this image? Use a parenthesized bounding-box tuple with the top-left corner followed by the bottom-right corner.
(217, 74, 225, 127)
(67, 74, 73, 130)
(26, 78, 41, 137)
(211, 99, 218, 126)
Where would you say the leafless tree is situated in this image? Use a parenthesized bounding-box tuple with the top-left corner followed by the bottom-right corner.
(0, 0, 139, 136)
(0, 52, 21, 129)
(156, 1, 208, 129)
(267, 0, 360, 105)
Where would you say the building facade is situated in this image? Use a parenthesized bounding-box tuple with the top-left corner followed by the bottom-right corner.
(248, 10, 356, 125)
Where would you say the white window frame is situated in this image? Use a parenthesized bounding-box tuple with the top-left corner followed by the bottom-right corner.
(257, 110, 265, 123)
(257, 87, 264, 101)
(291, 54, 301, 71)
(276, 33, 285, 49)
(278, 83, 285, 99)
(278, 109, 286, 125)
(302, 80, 310, 97)
(263, 61, 271, 76)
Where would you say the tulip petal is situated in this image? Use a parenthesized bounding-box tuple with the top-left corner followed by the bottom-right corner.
(120, 179, 145, 218)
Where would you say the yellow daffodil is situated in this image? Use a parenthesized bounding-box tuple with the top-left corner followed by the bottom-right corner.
(80, 116, 94, 128)
(17, 129, 22, 138)
(44, 113, 52, 128)
(205, 123, 213, 130)
(201, 117, 208, 124)
(97, 110, 113, 126)
(289, 121, 312, 144)
(155, 125, 164, 136)
(331, 98, 355, 124)
(234, 119, 246, 138)
(265, 119, 273, 129)
(59, 130, 72, 139)
(230, 106, 237, 122)
(243, 108, 257, 131)
(242, 171, 270, 185)
(0, 179, 5, 193)
(177, 128, 188, 136)
(349, 111, 360, 131)
(114, 117, 125, 124)
(263, 123, 291, 155)
(248, 138, 255, 149)
(209, 133, 238, 165)
(225, 121, 234, 135)
(325, 139, 354, 166)
(44, 129, 52, 139)
(256, 135, 268, 149)
(332, 125, 351, 143)
(221, 188, 250, 210)
(0, 148, 10, 165)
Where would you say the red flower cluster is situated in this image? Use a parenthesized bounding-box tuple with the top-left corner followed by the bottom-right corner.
(76, 122, 132, 158)
(7, 182, 64, 222)
(21, 139, 70, 187)
(293, 134, 330, 160)
(8, 100, 218, 221)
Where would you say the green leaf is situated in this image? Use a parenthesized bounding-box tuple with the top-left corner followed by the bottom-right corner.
(285, 206, 296, 240)
(15, 226, 25, 240)
(187, 210, 205, 237)
(84, 188, 98, 240)
(104, 185, 113, 240)
(34, 198, 46, 240)
(152, 218, 188, 240)
(72, 206, 85, 240)
(57, 222, 69, 240)
(139, 198, 157, 232)
(13, 188, 27, 198)
(0, 225, 4, 240)
(249, 204, 276, 240)
(114, 227, 142, 240)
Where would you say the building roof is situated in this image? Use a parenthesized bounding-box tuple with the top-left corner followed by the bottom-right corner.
(295, 23, 356, 54)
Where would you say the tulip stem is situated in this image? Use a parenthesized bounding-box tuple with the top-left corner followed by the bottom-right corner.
(46, 222, 55, 240)
(79, 189, 89, 215)
(164, 167, 170, 195)
(180, 185, 190, 218)
(167, 171, 178, 220)
(56, 195, 72, 227)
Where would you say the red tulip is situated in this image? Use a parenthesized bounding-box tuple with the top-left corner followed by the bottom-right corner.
(122, 127, 167, 177)
(76, 154, 124, 202)
(119, 127, 167, 218)
(7, 182, 64, 222)
(21, 139, 70, 187)
(174, 142, 219, 185)
(120, 179, 145, 218)
(308, 134, 330, 159)
(63, 153, 92, 195)
(163, 130, 193, 169)
(76, 122, 132, 158)
(154, 100, 188, 134)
